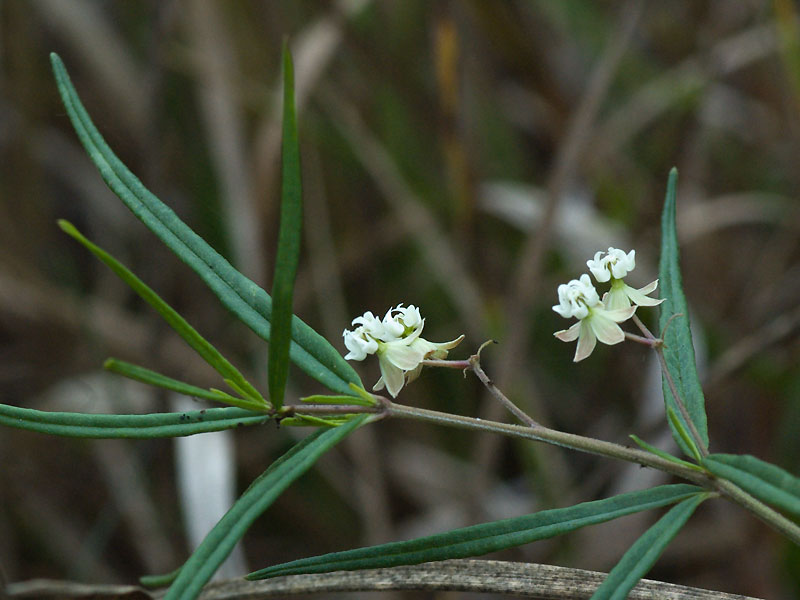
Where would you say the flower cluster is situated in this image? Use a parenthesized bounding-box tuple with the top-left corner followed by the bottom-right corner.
(343, 304, 464, 398)
(553, 248, 663, 362)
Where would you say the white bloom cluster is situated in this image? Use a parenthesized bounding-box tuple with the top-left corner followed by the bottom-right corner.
(343, 304, 464, 398)
(553, 248, 663, 362)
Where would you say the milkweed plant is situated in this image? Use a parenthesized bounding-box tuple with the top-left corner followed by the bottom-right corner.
(1, 47, 799, 600)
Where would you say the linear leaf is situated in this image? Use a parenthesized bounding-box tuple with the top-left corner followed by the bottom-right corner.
(104, 359, 267, 412)
(703, 453, 800, 518)
(247, 484, 702, 579)
(60, 220, 266, 406)
(50, 53, 362, 396)
(590, 493, 707, 600)
(658, 167, 709, 457)
(164, 414, 368, 600)
(268, 44, 303, 410)
(0, 403, 268, 439)
(629, 435, 703, 472)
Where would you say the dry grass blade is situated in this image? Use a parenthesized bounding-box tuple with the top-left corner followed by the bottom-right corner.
(4, 561, 763, 599)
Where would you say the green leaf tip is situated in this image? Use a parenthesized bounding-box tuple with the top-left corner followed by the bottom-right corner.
(658, 168, 709, 459)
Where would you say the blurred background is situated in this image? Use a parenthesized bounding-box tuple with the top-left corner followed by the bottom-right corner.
(1, 1, 799, 598)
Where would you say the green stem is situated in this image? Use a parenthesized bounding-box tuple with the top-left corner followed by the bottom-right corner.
(382, 399, 710, 486)
(713, 478, 800, 546)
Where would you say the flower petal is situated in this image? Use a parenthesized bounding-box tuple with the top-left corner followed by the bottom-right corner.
(382, 341, 426, 370)
(599, 305, 636, 323)
(588, 313, 625, 345)
(554, 321, 581, 342)
(574, 320, 597, 361)
(625, 281, 664, 306)
(377, 356, 406, 397)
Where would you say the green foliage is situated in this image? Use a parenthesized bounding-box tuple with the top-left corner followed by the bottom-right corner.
(103, 359, 267, 412)
(658, 167, 709, 457)
(50, 53, 362, 397)
(590, 493, 708, 599)
(704, 454, 800, 518)
(247, 484, 702, 579)
(268, 43, 303, 410)
(0, 402, 268, 438)
(59, 220, 267, 409)
(163, 415, 368, 600)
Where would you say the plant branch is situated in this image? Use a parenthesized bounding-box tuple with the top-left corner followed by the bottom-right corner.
(382, 399, 711, 486)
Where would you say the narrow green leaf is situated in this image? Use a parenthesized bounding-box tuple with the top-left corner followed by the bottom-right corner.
(629, 435, 703, 472)
(50, 53, 362, 396)
(104, 359, 265, 412)
(590, 493, 708, 600)
(301, 394, 377, 407)
(268, 44, 303, 410)
(247, 484, 703, 580)
(703, 453, 800, 518)
(164, 415, 367, 600)
(658, 167, 709, 457)
(0, 402, 268, 439)
(666, 407, 702, 463)
(59, 220, 266, 406)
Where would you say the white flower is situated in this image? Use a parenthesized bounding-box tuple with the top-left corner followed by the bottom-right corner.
(343, 305, 464, 397)
(343, 326, 379, 361)
(554, 304, 636, 362)
(586, 247, 664, 310)
(587, 248, 636, 283)
(552, 274, 600, 320)
(552, 273, 636, 362)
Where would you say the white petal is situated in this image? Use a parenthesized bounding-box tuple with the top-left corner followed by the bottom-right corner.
(554, 321, 581, 342)
(574, 321, 597, 361)
(639, 279, 658, 294)
(372, 376, 386, 392)
(378, 357, 405, 397)
(625, 283, 664, 307)
(589, 313, 625, 345)
(382, 341, 426, 370)
(599, 305, 636, 323)
(404, 363, 424, 385)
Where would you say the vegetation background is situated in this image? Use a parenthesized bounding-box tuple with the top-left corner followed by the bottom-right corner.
(1, 1, 799, 597)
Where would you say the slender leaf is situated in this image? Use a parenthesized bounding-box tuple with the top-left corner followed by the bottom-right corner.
(666, 406, 702, 463)
(590, 493, 708, 600)
(704, 453, 800, 517)
(0, 403, 268, 438)
(104, 359, 267, 412)
(268, 44, 303, 410)
(60, 220, 266, 406)
(301, 394, 377, 408)
(658, 167, 709, 457)
(164, 415, 368, 600)
(247, 484, 703, 579)
(50, 53, 362, 396)
(629, 435, 703, 472)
